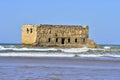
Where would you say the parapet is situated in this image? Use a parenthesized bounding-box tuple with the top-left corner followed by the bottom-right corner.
(23, 24, 89, 29)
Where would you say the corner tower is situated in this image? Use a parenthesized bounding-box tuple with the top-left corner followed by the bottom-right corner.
(22, 25, 37, 45)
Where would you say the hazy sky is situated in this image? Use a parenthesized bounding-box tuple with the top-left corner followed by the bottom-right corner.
(0, 0, 120, 44)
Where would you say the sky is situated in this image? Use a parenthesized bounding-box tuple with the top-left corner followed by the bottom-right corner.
(0, 0, 120, 44)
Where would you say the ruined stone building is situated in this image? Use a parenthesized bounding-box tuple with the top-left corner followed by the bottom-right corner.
(22, 24, 98, 48)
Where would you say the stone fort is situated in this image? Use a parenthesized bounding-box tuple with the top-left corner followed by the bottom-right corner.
(22, 24, 98, 48)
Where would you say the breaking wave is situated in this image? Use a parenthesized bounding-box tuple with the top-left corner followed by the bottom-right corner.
(0, 44, 120, 59)
(0, 47, 59, 52)
(0, 53, 120, 60)
(0, 45, 4, 49)
(0, 45, 120, 53)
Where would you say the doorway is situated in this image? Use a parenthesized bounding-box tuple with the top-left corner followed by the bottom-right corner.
(61, 38, 65, 44)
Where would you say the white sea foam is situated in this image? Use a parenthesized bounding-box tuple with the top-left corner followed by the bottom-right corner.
(0, 47, 59, 52)
(0, 45, 4, 49)
(0, 47, 90, 53)
(61, 47, 89, 53)
(89, 48, 104, 51)
(104, 46, 111, 49)
(0, 52, 120, 58)
(0, 45, 120, 59)
(12, 48, 58, 51)
(0, 46, 119, 53)
(0, 53, 74, 57)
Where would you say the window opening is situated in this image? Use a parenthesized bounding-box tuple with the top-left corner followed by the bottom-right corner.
(30, 28, 33, 33)
(48, 38, 51, 42)
(83, 38, 86, 43)
(56, 38, 58, 42)
(68, 38, 70, 43)
(75, 38, 77, 43)
(61, 38, 65, 44)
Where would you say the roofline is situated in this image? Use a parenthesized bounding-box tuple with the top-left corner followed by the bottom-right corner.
(23, 24, 89, 27)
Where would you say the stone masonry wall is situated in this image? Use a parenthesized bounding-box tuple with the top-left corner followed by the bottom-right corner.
(22, 24, 98, 48)
(36, 24, 93, 48)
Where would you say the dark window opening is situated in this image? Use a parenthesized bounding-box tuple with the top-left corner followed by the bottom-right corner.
(61, 38, 65, 44)
(30, 28, 33, 33)
(68, 38, 70, 43)
(26, 28, 29, 33)
(56, 38, 58, 42)
(48, 38, 51, 42)
(82, 38, 86, 43)
(75, 38, 77, 43)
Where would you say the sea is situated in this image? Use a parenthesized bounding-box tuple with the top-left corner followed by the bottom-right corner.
(0, 44, 120, 80)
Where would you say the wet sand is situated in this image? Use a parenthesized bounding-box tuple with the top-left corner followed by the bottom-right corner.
(0, 57, 120, 80)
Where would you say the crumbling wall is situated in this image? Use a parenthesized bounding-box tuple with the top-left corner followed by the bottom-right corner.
(36, 25, 90, 48)
(22, 24, 98, 48)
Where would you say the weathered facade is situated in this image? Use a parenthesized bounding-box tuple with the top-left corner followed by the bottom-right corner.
(22, 24, 98, 48)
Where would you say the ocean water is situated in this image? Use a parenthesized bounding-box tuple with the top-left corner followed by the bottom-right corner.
(0, 44, 120, 80)
(0, 44, 120, 59)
